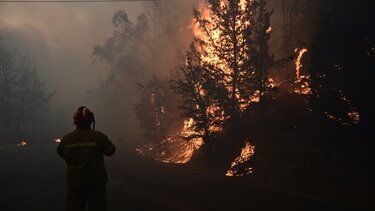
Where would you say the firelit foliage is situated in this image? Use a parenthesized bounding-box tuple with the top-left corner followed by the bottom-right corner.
(170, 44, 229, 143)
(171, 0, 276, 143)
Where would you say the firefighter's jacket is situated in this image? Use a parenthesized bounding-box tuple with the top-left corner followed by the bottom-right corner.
(57, 127, 116, 190)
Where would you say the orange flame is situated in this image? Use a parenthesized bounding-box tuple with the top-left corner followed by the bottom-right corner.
(293, 48, 311, 95)
(226, 141, 255, 176)
(295, 48, 308, 80)
(136, 118, 203, 164)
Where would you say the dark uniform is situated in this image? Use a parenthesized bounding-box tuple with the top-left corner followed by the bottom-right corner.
(57, 127, 115, 211)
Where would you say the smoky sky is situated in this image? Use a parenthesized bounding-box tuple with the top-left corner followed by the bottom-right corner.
(0, 2, 143, 108)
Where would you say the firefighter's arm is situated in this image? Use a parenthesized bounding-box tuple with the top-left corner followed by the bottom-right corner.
(102, 135, 116, 156)
(56, 142, 65, 159)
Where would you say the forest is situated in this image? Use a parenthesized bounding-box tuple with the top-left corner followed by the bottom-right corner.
(0, 0, 374, 210)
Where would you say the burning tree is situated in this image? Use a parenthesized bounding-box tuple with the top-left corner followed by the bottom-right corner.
(170, 45, 229, 143)
(245, 0, 276, 103)
(171, 0, 276, 145)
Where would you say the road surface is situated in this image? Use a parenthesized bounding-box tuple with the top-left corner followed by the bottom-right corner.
(0, 143, 366, 210)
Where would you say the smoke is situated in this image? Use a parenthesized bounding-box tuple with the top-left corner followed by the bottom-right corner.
(85, 1, 200, 144)
(0, 2, 143, 135)
(0, 3, 144, 100)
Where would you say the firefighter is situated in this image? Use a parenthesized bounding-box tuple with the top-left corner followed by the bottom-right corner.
(57, 106, 116, 211)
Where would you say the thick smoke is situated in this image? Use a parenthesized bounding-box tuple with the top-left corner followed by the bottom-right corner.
(0, 3, 143, 136)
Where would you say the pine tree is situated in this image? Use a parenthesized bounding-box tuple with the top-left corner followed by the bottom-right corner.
(170, 44, 229, 143)
(171, 0, 276, 143)
(245, 0, 275, 103)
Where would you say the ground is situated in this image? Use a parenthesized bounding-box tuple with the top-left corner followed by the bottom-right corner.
(0, 142, 370, 211)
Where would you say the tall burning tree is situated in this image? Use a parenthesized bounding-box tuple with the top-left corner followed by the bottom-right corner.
(171, 0, 276, 145)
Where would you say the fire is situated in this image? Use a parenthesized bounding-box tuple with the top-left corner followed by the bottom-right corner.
(55, 138, 61, 143)
(140, 1, 274, 165)
(293, 49, 360, 125)
(159, 136, 203, 164)
(226, 141, 255, 177)
(293, 48, 311, 95)
(191, 0, 277, 114)
(206, 104, 227, 132)
(137, 118, 204, 164)
(192, 1, 248, 99)
(181, 118, 198, 137)
(295, 48, 308, 80)
(17, 140, 28, 147)
(162, 118, 204, 163)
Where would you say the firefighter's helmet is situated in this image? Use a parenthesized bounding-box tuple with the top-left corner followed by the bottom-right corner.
(73, 106, 95, 129)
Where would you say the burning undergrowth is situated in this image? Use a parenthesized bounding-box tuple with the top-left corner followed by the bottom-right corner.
(226, 140, 255, 176)
(136, 118, 203, 164)
(290, 47, 360, 126)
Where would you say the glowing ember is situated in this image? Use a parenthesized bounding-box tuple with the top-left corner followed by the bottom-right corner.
(347, 111, 360, 124)
(17, 141, 28, 147)
(55, 138, 61, 143)
(324, 111, 337, 121)
(324, 110, 360, 126)
(226, 141, 255, 177)
(322, 91, 361, 125)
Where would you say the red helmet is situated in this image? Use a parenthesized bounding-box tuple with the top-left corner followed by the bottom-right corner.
(73, 106, 95, 129)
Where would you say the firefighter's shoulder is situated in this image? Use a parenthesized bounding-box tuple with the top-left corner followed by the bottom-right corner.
(61, 130, 77, 142)
(91, 130, 109, 140)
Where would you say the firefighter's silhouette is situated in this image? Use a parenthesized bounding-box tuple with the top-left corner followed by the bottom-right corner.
(57, 106, 115, 211)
